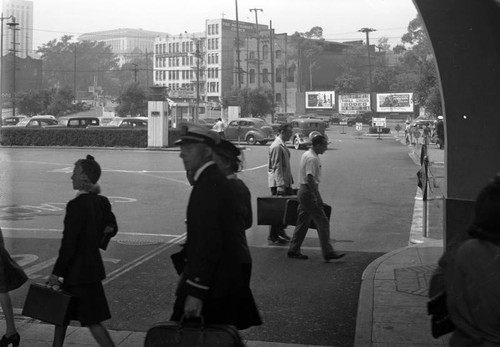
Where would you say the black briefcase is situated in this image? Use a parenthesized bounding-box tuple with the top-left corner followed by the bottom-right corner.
(283, 199, 332, 229)
(22, 283, 74, 326)
(257, 195, 297, 225)
(144, 318, 245, 347)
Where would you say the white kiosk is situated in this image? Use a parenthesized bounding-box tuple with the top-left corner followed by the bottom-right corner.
(147, 101, 169, 148)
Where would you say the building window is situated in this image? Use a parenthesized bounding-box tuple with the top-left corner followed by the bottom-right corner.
(276, 93, 282, 102)
(276, 68, 281, 83)
(249, 69, 255, 84)
(215, 24, 219, 35)
(262, 68, 269, 83)
(249, 51, 255, 60)
(287, 66, 295, 82)
(275, 50, 282, 59)
(262, 45, 269, 60)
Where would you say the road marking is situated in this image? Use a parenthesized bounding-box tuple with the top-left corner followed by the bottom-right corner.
(103, 233, 186, 284)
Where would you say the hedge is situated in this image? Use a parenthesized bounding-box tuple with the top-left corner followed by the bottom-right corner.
(368, 126, 391, 134)
(0, 127, 183, 148)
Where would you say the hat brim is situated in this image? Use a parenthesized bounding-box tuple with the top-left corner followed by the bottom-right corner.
(174, 136, 214, 147)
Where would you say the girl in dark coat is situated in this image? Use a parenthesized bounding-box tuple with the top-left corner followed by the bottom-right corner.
(48, 155, 117, 347)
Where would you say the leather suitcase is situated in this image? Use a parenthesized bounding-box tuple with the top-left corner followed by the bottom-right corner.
(283, 199, 332, 229)
(257, 195, 297, 225)
(144, 320, 245, 347)
(22, 283, 74, 326)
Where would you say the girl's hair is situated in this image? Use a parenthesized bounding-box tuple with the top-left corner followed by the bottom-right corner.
(468, 173, 500, 243)
(75, 155, 101, 184)
(214, 140, 244, 173)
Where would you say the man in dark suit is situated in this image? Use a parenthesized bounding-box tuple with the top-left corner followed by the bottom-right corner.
(171, 123, 252, 328)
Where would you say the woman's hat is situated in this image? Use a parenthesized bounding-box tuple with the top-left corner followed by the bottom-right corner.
(215, 139, 241, 157)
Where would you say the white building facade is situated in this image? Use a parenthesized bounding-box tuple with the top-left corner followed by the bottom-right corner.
(2, 0, 34, 58)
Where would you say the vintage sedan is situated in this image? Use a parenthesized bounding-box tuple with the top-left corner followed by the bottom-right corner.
(14, 117, 59, 127)
(105, 117, 148, 128)
(289, 118, 328, 149)
(223, 117, 275, 145)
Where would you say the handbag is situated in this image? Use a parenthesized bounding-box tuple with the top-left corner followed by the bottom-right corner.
(283, 199, 331, 229)
(427, 290, 455, 338)
(22, 283, 74, 326)
(144, 316, 245, 347)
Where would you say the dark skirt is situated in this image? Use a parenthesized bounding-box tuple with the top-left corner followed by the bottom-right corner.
(65, 282, 111, 326)
(0, 248, 28, 293)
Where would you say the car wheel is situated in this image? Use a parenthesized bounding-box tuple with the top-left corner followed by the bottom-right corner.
(294, 137, 301, 150)
(258, 141, 267, 145)
(246, 135, 257, 145)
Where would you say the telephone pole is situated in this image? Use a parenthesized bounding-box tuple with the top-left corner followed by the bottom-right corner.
(0, 13, 14, 116)
(7, 17, 19, 117)
(359, 27, 376, 105)
(249, 8, 263, 88)
(235, 0, 242, 88)
(193, 38, 203, 123)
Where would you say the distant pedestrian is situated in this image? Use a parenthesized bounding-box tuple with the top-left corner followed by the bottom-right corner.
(267, 123, 294, 244)
(0, 227, 27, 347)
(213, 139, 262, 329)
(405, 121, 411, 145)
(213, 118, 226, 140)
(436, 116, 444, 149)
(48, 155, 118, 347)
(287, 135, 345, 261)
(171, 124, 258, 330)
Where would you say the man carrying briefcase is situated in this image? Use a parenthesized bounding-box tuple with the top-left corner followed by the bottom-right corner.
(287, 135, 346, 261)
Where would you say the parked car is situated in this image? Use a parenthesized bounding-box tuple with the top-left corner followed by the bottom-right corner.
(14, 117, 59, 127)
(289, 118, 328, 149)
(274, 112, 295, 124)
(197, 118, 217, 129)
(1, 115, 27, 126)
(223, 117, 275, 145)
(56, 115, 100, 128)
(410, 118, 436, 129)
(104, 117, 148, 128)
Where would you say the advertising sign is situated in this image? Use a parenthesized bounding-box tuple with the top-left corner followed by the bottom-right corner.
(372, 117, 387, 127)
(305, 91, 335, 109)
(339, 93, 371, 114)
(376, 93, 413, 113)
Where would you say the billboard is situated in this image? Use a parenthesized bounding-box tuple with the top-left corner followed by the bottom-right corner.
(376, 93, 414, 113)
(339, 93, 371, 114)
(305, 91, 335, 109)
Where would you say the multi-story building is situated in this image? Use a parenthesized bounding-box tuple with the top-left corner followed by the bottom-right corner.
(152, 18, 364, 114)
(78, 28, 169, 66)
(1, 0, 34, 58)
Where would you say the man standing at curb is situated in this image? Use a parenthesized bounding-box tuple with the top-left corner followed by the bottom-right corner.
(287, 135, 345, 261)
(213, 118, 226, 140)
(267, 123, 294, 244)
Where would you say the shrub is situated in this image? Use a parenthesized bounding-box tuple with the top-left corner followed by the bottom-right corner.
(368, 126, 391, 134)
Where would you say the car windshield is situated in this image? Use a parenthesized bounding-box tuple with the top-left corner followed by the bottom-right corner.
(107, 119, 122, 126)
(16, 119, 30, 126)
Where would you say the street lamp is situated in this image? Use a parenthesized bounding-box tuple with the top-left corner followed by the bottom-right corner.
(359, 27, 376, 111)
(0, 13, 14, 117)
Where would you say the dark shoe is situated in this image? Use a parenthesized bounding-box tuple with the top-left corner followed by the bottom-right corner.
(0, 333, 20, 347)
(268, 237, 287, 245)
(324, 252, 346, 261)
(288, 251, 308, 260)
(278, 231, 291, 241)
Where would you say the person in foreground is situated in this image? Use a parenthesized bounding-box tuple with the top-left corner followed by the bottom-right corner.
(213, 139, 262, 329)
(267, 123, 294, 244)
(287, 135, 345, 261)
(0, 227, 27, 347)
(445, 174, 500, 345)
(171, 124, 260, 330)
(48, 155, 118, 347)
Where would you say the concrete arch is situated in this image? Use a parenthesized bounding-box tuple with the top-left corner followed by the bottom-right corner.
(414, 0, 500, 245)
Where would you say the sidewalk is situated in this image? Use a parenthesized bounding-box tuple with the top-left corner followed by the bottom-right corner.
(354, 137, 448, 346)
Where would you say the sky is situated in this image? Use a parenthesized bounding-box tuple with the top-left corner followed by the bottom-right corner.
(30, 0, 418, 49)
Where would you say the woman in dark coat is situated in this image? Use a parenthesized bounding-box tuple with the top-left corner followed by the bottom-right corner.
(48, 155, 117, 347)
(213, 140, 262, 330)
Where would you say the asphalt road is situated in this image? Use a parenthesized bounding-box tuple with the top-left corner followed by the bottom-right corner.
(0, 126, 420, 346)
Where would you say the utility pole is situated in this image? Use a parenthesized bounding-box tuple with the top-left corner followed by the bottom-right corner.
(7, 17, 19, 117)
(132, 63, 138, 82)
(73, 44, 77, 101)
(193, 38, 202, 123)
(270, 21, 275, 122)
(249, 8, 263, 88)
(145, 49, 149, 89)
(359, 27, 376, 111)
(0, 13, 13, 117)
(235, 0, 242, 88)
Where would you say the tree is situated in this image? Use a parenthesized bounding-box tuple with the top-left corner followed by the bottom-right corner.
(18, 90, 48, 116)
(37, 35, 120, 96)
(117, 49, 154, 87)
(115, 82, 148, 117)
(46, 86, 74, 116)
(222, 87, 274, 117)
(290, 27, 325, 91)
(334, 45, 367, 93)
